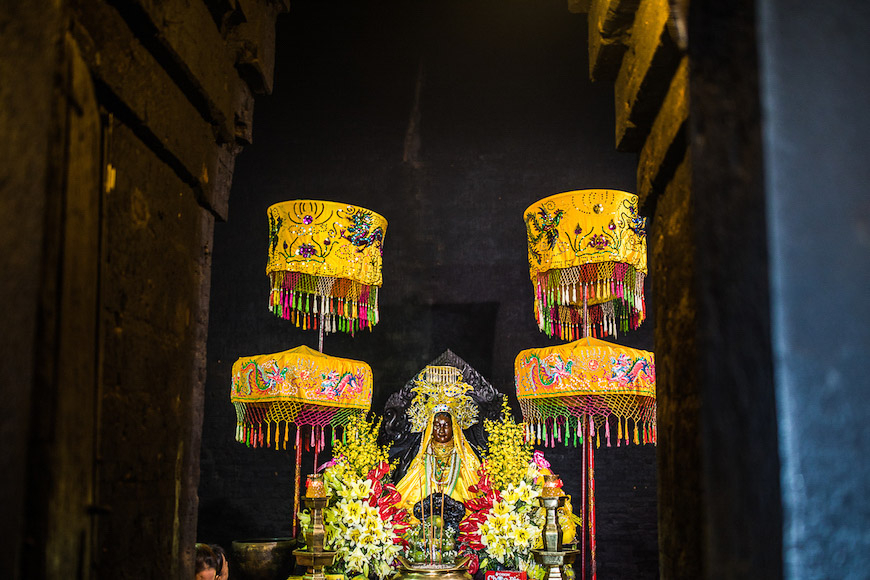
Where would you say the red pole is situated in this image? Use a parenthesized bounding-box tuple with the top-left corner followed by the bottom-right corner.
(588, 418, 597, 580)
(293, 425, 302, 538)
(581, 415, 587, 580)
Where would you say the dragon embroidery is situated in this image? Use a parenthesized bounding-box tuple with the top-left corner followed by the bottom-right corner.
(522, 354, 575, 387)
(235, 360, 289, 395)
(610, 354, 654, 386)
(342, 211, 384, 254)
(319, 370, 366, 399)
(525, 206, 564, 264)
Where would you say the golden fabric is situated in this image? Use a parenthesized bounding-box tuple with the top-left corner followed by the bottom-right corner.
(230, 345, 373, 447)
(525, 190, 646, 283)
(394, 413, 482, 514)
(524, 189, 648, 340)
(267, 200, 387, 286)
(514, 337, 656, 446)
(266, 200, 387, 333)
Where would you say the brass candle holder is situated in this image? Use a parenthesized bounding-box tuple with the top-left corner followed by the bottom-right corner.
(532, 476, 578, 580)
(293, 474, 337, 580)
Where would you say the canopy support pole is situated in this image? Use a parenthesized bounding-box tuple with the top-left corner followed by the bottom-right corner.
(581, 415, 587, 580)
(588, 417, 597, 580)
(293, 425, 302, 538)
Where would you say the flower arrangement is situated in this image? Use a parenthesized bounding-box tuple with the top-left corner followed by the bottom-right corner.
(460, 465, 547, 573)
(458, 401, 547, 574)
(301, 415, 411, 579)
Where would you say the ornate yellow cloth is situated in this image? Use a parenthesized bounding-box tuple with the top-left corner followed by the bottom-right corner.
(266, 200, 387, 333)
(231, 345, 373, 408)
(394, 413, 481, 513)
(267, 200, 387, 286)
(230, 345, 373, 447)
(525, 190, 646, 284)
(515, 337, 656, 446)
(524, 189, 648, 340)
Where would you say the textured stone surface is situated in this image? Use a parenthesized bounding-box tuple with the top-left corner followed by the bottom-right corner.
(688, 1, 782, 576)
(758, 2, 870, 577)
(71, 0, 265, 220)
(229, 0, 285, 95)
(0, 3, 62, 578)
(117, 0, 241, 142)
(2, 1, 280, 577)
(96, 120, 215, 578)
(613, 0, 681, 151)
(587, 0, 640, 82)
(637, 56, 688, 209)
(649, 153, 704, 579)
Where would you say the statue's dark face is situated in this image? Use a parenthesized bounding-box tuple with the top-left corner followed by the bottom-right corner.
(432, 413, 453, 443)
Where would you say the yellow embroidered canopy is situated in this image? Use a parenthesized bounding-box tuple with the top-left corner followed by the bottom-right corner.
(515, 337, 656, 579)
(515, 337, 656, 446)
(524, 189, 647, 340)
(267, 200, 387, 335)
(231, 345, 373, 449)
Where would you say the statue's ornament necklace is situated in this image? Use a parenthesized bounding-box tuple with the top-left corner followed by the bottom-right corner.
(426, 440, 460, 491)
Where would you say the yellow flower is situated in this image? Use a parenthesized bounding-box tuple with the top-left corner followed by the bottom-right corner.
(492, 500, 512, 516)
(347, 478, 373, 501)
(516, 479, 538, 504)
(483, 400, 532, 491)
(512, 526, 532, 546)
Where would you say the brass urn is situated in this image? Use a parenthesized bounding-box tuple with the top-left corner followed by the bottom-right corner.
(230, 538, 296, 580)
(532, 475, 578, 580)
(293, 475, 337, 580)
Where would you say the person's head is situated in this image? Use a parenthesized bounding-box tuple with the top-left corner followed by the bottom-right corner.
(210, 544, 229, 580)
(432, 412, 454, 443)
(195, 543, 218, 580)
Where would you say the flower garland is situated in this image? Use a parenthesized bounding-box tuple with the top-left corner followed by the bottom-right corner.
(303, 415, 411, 579)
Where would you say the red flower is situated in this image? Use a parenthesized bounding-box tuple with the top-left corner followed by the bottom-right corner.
(366, 461, 390, 482)
(466, 553, 480, 574)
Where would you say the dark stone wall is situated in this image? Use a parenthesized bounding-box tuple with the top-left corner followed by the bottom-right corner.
(199, 1, 659, 579)
(0, 3, 65, 577)
(650, 154, 703, 578)
(1, 1, 284, 578)
(95, 119, 216, 577)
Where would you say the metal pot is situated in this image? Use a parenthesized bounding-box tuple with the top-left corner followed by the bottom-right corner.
(231, 537, 297, 580)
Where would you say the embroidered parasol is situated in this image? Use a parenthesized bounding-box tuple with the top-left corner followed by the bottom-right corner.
(231, 345, 374, 533)
(267, 199, 387, 338)
(232, 199, 385, 536)
(523, 189, 647, 340)
(515, 337, 656, 580)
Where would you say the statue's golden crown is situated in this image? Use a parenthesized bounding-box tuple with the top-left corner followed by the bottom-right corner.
(407, 366, 478, 432)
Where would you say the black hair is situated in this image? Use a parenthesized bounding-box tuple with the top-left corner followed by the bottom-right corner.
(195, 543, 218, 573)
(210, 544, 227, 576)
